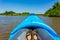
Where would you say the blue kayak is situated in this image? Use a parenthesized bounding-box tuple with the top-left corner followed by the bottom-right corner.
(8, 14, 60, 40)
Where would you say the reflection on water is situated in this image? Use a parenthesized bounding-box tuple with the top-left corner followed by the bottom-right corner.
(0, 16, 60, 40)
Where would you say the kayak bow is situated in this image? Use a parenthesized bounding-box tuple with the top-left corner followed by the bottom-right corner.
(8, 14, 60, 40)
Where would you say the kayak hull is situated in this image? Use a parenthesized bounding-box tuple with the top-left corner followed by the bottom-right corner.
(8, 15, 60, 40)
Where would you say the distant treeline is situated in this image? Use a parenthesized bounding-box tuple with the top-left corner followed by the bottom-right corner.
(0, 2, 60, 17)
(0, 11, 44, 16)
(0, 11, 30, 16)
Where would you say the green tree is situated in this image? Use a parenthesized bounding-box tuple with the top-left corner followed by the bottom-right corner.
(44, 2, 60, 17)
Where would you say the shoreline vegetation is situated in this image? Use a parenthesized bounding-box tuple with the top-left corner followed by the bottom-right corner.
(0, 11, 44, 16)
(0, 2, 60, 17)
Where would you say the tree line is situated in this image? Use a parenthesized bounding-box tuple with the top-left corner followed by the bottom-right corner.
(0, 11, 30, 16)
(44, 2, 60, 17)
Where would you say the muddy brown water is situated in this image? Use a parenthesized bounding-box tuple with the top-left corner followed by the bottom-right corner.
(0, 16, 60, 40)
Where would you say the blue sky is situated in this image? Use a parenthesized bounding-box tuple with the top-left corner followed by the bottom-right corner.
(0, 0, 60, 14)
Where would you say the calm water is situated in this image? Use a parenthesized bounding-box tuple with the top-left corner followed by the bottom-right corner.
(0, 16, 60, 40)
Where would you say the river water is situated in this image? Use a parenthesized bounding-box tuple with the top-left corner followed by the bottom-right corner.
(0, 16, 60, 40)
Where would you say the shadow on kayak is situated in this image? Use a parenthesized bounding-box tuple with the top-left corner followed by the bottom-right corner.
(8, 14, 60, 40)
